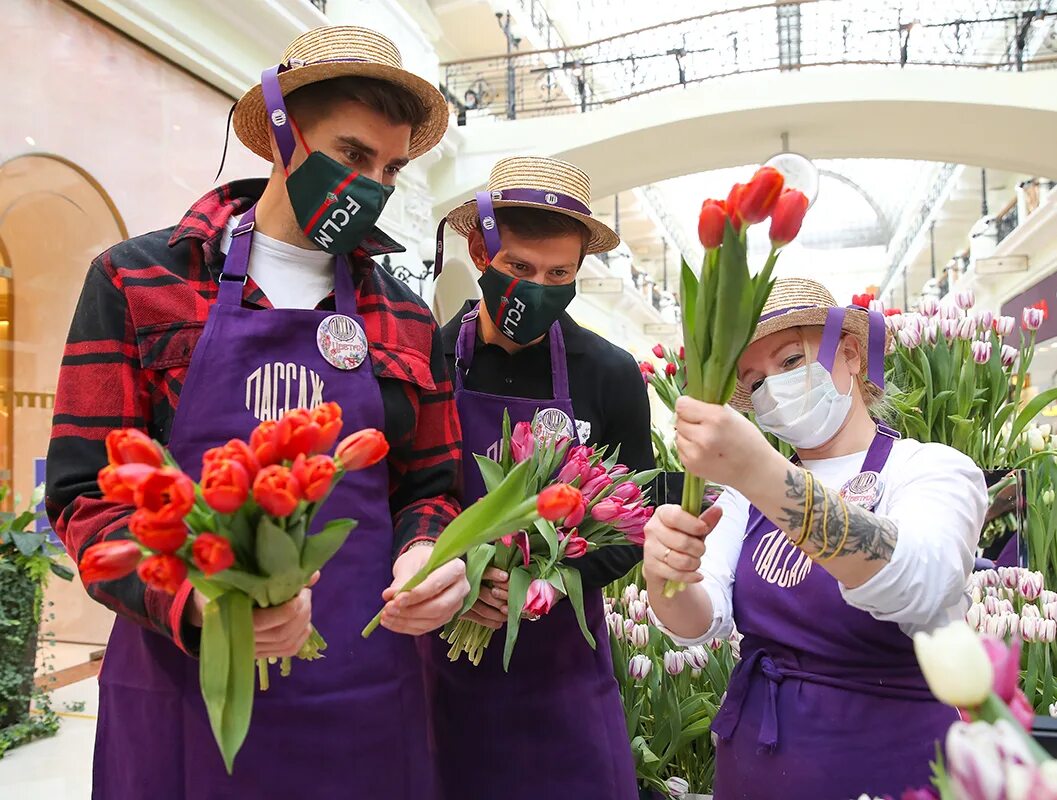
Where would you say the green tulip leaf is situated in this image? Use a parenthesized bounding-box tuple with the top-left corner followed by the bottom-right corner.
(502, 566, 532, 671)
(255, 517, 300, 578)
(560, 566, 596, 650)
(199, 592, 232, 763)
(219, 591, 255, 774)
(474, 454, 506, 495)
(301, 518, 357, 575)
(456, 543, 497, 617)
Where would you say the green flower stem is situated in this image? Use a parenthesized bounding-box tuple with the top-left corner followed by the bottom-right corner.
(970, 692, 1051, 763)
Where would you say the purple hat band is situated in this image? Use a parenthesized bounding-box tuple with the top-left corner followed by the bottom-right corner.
(755, 302, 885, 389)
(433, 187, 594, 280)
(817, 306, 886, 389)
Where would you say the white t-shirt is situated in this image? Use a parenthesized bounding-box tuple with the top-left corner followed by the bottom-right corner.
(219, 216, 335, 310)
(656, 438, 987, 645)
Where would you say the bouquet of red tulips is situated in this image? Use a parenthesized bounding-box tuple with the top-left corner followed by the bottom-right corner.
(664, 166, 810, 598)
(78, 403, 386, 773)
(439, 414, 660, 669)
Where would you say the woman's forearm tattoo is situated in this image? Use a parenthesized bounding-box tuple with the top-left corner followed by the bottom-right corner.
(776, 468, 896, 562)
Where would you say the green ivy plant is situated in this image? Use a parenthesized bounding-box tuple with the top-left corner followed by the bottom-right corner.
(0, 483, 73, 758)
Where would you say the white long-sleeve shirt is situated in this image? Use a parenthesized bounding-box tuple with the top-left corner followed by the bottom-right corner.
(654, 438, 987, 646)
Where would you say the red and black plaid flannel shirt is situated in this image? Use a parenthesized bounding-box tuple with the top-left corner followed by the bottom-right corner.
(46, 179, 461, 651)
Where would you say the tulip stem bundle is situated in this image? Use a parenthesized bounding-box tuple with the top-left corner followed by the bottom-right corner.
(664, 169, 809, 598)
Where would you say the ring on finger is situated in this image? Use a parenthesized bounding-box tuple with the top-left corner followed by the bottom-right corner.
(663, 547, 672, 565)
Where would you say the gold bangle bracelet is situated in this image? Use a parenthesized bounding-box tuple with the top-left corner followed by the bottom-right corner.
(816, 487, 829, 558)
(820, 496, 851, 562)
(793, 469, 813, 549)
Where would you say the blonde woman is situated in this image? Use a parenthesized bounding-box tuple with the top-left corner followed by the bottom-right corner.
(644, 278, 986, 799)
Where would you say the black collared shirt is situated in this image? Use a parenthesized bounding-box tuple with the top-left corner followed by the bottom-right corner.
(442, 300, 654, 589)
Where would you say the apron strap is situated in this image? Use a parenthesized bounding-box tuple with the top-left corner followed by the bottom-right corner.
(548, 321, 571, 400)
(333, 254, 358, 316)
(218, 206, 256, 307)
(455, 302, 571, 400)
(711, 649, 784, 753)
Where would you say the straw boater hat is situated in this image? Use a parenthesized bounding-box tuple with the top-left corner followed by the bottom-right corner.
(730, 277, 891, 412)
(445, 157, 621, 254)
(232, 26, 449, 161)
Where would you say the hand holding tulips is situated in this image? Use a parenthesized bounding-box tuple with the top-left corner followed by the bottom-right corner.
(667, 166, 809, 598)
(380, 545, 469, 636)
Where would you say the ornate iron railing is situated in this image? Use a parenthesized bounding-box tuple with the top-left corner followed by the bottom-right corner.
(442, 0, 1057, 122)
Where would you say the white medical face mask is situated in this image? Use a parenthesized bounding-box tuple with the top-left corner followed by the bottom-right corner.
(751, 360, 853, 449)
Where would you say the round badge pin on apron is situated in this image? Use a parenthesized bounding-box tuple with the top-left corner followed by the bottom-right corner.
(317, 313, 368, 370)
(839, 470, 884, 510)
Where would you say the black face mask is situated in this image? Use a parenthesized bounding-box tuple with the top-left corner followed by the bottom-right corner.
(478, 267, 577, 345)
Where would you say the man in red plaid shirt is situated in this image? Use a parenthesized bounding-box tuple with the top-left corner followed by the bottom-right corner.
(46, 25, 467, 798)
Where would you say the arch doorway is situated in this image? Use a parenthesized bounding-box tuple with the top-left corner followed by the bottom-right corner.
(0, 154, 127, 510)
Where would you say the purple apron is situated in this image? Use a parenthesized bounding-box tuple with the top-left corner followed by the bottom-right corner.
(421, 304, 638, 800)
(711, 425, 956, 800)
(92, 207, 436, 799)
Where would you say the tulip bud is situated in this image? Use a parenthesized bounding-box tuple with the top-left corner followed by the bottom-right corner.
(1007, 613, 1021, 638)
(192, 533, 236, 576)
(1044, 590, 1057, 604)
(1022, 616, 1041, 642)
(884, 312, 904, 333)
(973, 309, 994, 332)
(630, 624, 650, 648)
(524, 579, 559, 617)
(954, 289, 975, 310)
(652, 344, 665, 359)
(1050, 702, 1057, 718)
(1022, 604, 1042, 619)
(918, 297, 940, 317)
(606, 612, 625, 640)
(868, 298, 886, 314)
(628, 654, 652, 681)
(957, 317, 976, 341)
(937, 303, 959, 321)
(1045, 619, 1057, 644)
(923, 323, 939, 346)
(913, 621, 994, 708)
(980, 569, 1000, 589)
(537, 483, 584, 522)
(1019, 572, 1044, 601)
(898, 327, 922, 349)
(971, 340, 992, 365)
(664, 650, 686, 676)
(639, 590, 649, 606)
(970, 585, 983, 604)
(335, 429, 389, 471)
(603, 597, 614, 614)
(983, 613, 1008, 639)
(684, 645, 709, 671)
(1027, 426, 1046, 452)
(665, 776, 690, 799)
(624, 618, 636, 637)
(697, 198, 728, 250)
(509, 421, 536, 463)
(78, 539, 143, 585)
(1044, 601, 1057, 621)
(137, 553, 188, 595)
(984, 595, 1000, 616)
(995, 315, 1016, 336)
(623, 584, 640, 605)
(1000, 344, 1018, 367)
(105, 428, 165, 469)
(736, 166, 785, 224)
(1023, 306, 1045, 331)
(628, 599, 648, 623)
(768, 189, 809, 247)
(1045, 489, 1056, 505)
(851, 293, 874, 309)
(966, 602, 985, 630)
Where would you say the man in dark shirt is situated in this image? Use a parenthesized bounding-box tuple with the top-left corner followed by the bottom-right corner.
(424, 156, 649, 800)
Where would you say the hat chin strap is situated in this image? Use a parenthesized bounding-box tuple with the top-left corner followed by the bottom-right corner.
(817, 306, 886, 389)
(260, 65, 298, 171)
(432, 190, 503, 282)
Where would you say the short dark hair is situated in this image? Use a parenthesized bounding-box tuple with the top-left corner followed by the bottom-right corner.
(285, 76, 429, 130)
(480, 207, 589, 262)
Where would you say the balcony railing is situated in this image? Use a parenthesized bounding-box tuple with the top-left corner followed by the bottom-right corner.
(442, 0, 1057, 122)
